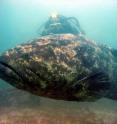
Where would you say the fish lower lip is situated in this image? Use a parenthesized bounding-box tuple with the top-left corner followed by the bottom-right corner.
(0, 61, 21, 81)
(0, 61, 12, 82)
(0, 61, 8, 73)
(0, 61, 19, 76)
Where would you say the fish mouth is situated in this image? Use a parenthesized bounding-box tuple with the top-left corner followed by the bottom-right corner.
(0, 61, 23, 86)
(0, 61, 42, 92)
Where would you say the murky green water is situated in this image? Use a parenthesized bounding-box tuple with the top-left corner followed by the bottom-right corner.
(0, 0, 117, 123)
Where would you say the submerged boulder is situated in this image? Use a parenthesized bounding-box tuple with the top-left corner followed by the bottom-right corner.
(0, 33, 117, 101)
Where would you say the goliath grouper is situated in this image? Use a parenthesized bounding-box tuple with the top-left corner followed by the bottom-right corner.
(0, 14, 117, 101)
(0, 33, 117, 101)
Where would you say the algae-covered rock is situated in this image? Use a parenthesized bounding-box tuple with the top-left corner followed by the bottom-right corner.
(0, 33, 116, 101)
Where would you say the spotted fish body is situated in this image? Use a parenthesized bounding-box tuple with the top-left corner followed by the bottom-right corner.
(0, 34, 116, 101)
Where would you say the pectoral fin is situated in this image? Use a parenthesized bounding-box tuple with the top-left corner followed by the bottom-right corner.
(72, 71, 111, 95)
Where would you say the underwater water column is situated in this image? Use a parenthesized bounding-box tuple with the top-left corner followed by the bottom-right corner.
(0, 0, 117, 124)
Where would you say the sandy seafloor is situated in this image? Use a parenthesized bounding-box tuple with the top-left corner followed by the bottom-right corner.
(0, 87, 117, 124)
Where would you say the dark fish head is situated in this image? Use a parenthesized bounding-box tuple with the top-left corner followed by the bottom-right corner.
(0, 61, 25, 89)
(0, 59, 52, 97)
(0, 59, 77, 100)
